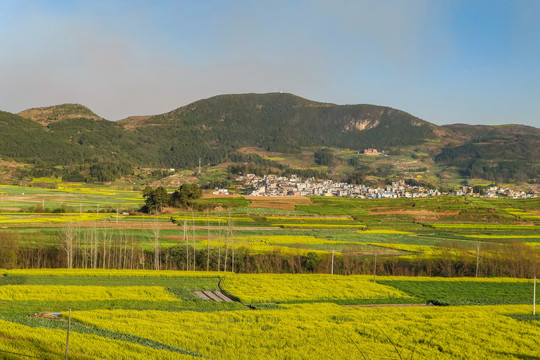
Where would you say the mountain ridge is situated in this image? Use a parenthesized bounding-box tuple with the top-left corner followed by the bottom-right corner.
(4, 92, 539, 185)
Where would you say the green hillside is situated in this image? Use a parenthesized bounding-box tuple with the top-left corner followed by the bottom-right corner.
(1, 93, 538, 185)
(437, 124, 540, 183)
(123, 93, 437, 168)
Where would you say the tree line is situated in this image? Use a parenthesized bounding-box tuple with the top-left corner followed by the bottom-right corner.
(1, 229, 537, 277)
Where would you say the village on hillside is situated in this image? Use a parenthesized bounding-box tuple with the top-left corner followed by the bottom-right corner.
(212, 174, 538, 199)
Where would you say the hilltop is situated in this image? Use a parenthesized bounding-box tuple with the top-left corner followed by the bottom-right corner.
(1, 93, 538, 187)
(17, 103, 102, 126)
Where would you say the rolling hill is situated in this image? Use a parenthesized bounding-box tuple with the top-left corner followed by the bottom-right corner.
(1, 93, 538, 185)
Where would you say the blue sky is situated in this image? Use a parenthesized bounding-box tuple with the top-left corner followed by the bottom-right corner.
(0, 0, 538, 127)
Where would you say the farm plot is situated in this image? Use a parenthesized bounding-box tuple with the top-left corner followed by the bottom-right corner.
(221, 235, 397, 255)
(220, 274, 415, 305)
(0, 318, 196, 359)
(0, 270, 244, 317)
(68, 303, 540, 360)
(0, 184, 144, 213)
(378, 277, 538, 305)
(0, 270, 538, 359)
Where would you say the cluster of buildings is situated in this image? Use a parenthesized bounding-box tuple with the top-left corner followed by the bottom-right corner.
(453, 186, 537, 199)
(234, 175, 440, 198)
(218, 175, 537, 199)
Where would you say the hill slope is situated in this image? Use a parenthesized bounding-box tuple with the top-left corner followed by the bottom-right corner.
(1, 93, 538, 184)
(119, 93, 438, 167)
(18, 103, 102, 126)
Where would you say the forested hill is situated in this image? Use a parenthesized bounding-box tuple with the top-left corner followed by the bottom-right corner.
(5, 93, 438, 168)
(118, 93, 438, 167)
(1, 93, 539, 184)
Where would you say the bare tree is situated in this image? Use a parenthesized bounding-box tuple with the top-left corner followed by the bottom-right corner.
(184, 219, 189, 270)
(230, 216, 235, 273)
(59, 218, 77, 269)
(152, 215, 160, 271)
(0, 231, 20, 269)
(217, 219, 222, 272)
(192, 212, 196, 271)
(207, 210, 210, 272)
(475, 240, 481, 277)
(224, 221, 229, 272)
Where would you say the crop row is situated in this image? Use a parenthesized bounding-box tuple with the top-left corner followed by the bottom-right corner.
(356, 229, 413, 234)
(460, 234, 540, 239)
(264, 216, 353, 222)
(427, 224, 540, 230)
(274, 223, 366, 229)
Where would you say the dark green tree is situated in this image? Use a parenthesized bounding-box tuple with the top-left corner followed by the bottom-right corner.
(314, 148, 334, 166)
(169, 183, 202, 208)
(142, 186, 170, 213)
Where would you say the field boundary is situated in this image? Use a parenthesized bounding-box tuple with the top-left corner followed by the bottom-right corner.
(218, 278, 254, 309)
(341, 303, 433, 308)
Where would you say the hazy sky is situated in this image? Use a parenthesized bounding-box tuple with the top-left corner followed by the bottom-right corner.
(1, 0, 539, 126)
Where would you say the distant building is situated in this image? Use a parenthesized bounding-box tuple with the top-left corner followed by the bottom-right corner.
(364, 148, 379, 155)
(212, 188, 229, 195)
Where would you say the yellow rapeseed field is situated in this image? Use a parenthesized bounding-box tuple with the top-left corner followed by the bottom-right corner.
(2, 268, 222, 277)
(0, 285, 179, 301)
(221, 274, 411, 303)
(69, 303, 540, 360)
(0, 319, 194, 359)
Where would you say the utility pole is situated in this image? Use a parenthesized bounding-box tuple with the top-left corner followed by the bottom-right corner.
(184, 220, 188, 271)
(198, 158, 201, 174)
(331, 250, 335, 275)
(192, 214, 196, 271)
(373, 252, 378, 283)
(217, 219, 221, 272)
(230, 216, 235, 273)
(475, 240, 480, 278)
(207, 211, 210, 272)
(534, 276, 537, 316)
(65, 307, 72, 360)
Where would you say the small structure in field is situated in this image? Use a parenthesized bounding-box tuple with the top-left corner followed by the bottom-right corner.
(213, 188, 230, 195)
(364, 148, 380, 155)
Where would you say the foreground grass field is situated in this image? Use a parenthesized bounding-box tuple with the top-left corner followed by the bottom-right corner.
(0, 269, 538, 359)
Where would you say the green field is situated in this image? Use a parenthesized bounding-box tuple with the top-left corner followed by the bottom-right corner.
(1, 184, 539, 278)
